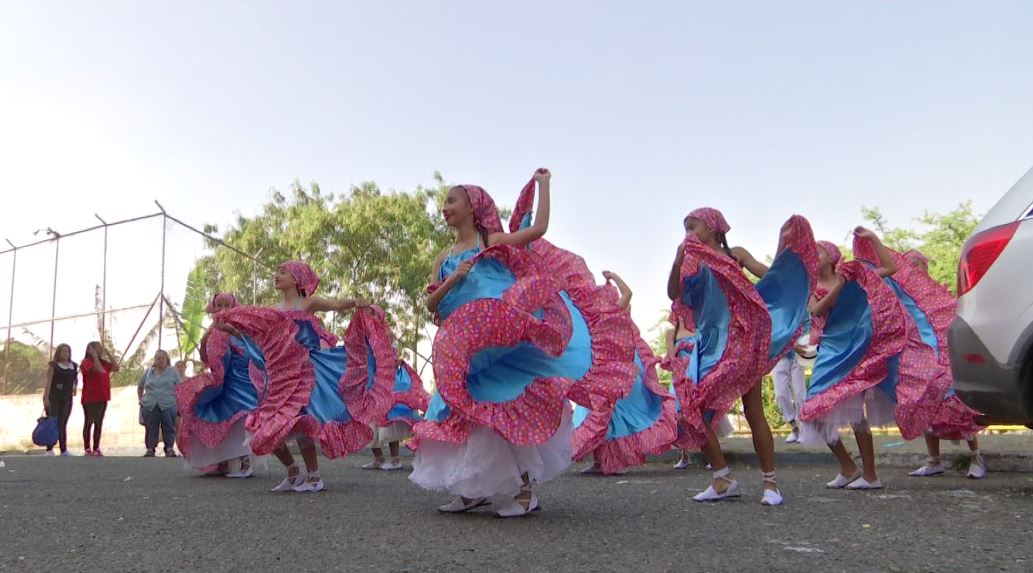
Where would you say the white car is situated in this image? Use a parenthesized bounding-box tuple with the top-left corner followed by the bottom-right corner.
(950, 165, 1033, 425)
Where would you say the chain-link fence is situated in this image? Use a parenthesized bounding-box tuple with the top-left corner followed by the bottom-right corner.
(0, 204, 266, 396)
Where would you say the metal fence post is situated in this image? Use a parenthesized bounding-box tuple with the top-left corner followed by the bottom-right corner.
(47, 228, 61, 351)
(3, 239, 15, 395)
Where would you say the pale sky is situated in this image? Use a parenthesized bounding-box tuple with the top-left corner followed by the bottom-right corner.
(2, 1, 1033, 351)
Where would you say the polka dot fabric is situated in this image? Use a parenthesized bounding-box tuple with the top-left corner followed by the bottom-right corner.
(670, 233, 771, 448)
(854, 242, 984, 439)
(800, 261, 908, 424)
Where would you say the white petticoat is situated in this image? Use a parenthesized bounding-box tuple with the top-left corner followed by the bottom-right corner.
(184, 418, 253, 470)
(799, 388, 896, 447)
(370, 421, 412, 448)
(409, 406, 573, 503)
(715, 414, 735, 438)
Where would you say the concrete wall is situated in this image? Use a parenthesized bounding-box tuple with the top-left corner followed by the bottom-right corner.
(0, 386, 148, 454)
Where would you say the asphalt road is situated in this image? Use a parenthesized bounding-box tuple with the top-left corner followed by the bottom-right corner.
(2, 455, 1032, 572)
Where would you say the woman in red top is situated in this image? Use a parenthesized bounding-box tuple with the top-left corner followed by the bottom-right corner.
(81, 341, 119, 456)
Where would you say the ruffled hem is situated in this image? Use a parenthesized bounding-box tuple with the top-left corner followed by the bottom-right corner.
(339, 306, 397, 424)
(371, 421, 412, 447)
(175, 329, 256, 460)
(220, 305, 405, 458)
(509, 175, 637, 408)
(852, 236, 955, 440)
(420, 175, 636, 448)
(800, 261, 908, 423)
(853, 243, 956, 363)
(529, 240, 638, 408)
(182, 418, 252, 471)
(799, 390, 896, 446)
(378, 361, 430, 426)
(220, 307, 315, 456)
(590, 399, 678, 474)
(572, 338, 677, 472)
(760, 215, 820, 371)
(670, 235, 771, 448)
(418, 246, 581, 447)
(410, 407, 573, 501)
(928, 395, 984, 441)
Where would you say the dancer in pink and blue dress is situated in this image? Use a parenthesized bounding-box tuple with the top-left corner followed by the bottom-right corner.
(176, 293, 259, 477)
(851, 244, 988, 479)
(801, 234, 902, 491)
(213, 261, 396, 493)
(662, 317, 735, 470)
(410, 168, 638, 517)
(802, 229, 951, 490)
(573, 271, 677, 476)
(363, 356, 429, 471)
(667, 209, 818, 506)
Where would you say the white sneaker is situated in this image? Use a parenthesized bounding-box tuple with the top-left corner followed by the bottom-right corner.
(293, 476, 326, 493)
(380, 461, 403, 471)
(580, 464, 603, 475)
(361, 460, 384, 470)
(270, 472, 305, 492)
(693, 479, 741, 502)
(226, 467, 253, 479)
(60, 451, 72, 457)
(785, 431, 800, 444)
(845, 477, 883, 490)
(761, 488, 784, 506)
(673, 458, 692, 470)
(44, 450, 55, 457)
(967, 456, 988, 479)
(825, 471, 862, 489)
(909, 464, 945, 477)
(495, 493, 539, 518)
(439, 496, 488, 513)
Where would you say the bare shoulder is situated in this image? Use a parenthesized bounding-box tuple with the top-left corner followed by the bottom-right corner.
(730, 245, 753, 260)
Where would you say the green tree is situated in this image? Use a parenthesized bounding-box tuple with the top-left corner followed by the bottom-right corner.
(861, 202, 980, 293)
(914, 202, 980, 292)
(0, 339, 50, 394)
(194, 174, 454, 370)
(861, 206, 919, 252)
(173, 265, 207, 362)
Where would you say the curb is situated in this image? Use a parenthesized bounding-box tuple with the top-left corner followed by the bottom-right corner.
(645, 450, 1033, 473)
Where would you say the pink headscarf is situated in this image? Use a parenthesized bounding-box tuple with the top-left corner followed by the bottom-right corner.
(456, 185, 503, 234)
(816, 241, 842, 266)
(279, 261, 320, 297)
(685, 207, 731, 234)
(205, 292, 238, 313)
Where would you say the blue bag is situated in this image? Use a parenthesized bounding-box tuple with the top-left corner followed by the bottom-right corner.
(32, 414, 58, 448)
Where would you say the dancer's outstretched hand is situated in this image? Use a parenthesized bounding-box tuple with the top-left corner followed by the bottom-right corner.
(534, 168, 551, 185)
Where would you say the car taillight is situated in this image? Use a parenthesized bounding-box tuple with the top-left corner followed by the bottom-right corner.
(957, 221, 1020, 296)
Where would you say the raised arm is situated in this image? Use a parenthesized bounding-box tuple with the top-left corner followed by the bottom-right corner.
(602, 270, 633, 310)
(731, 246, 769, 279)
(488, 169, 551, 248)
(667, 244, 685, 301)
(88, 353, 104, 374)
(808, 276, 846, 317)
(854, 227, 897, 278)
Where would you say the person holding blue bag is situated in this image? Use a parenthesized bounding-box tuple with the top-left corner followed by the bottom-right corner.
(40, 343, 78, 456)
